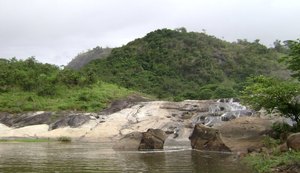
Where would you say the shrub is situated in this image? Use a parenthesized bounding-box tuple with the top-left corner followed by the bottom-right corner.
(271, 122, 293, 139)
(57, 136, 72, 142)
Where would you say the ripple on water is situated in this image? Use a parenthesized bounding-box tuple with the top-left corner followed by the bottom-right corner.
(0, 142, 253, 173)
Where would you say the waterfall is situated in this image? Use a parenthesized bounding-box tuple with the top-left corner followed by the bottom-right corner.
(192, 98, 253, 127)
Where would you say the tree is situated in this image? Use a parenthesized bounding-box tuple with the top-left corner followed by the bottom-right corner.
(241, 76, 300, 127)
(282, 39, 300, 80)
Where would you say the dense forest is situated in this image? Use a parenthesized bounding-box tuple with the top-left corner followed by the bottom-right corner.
(0, 57, 136, 112)
(82, 28, 289, 100)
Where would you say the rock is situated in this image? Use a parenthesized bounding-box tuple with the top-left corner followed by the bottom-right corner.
(99, 95, 150, 115)
(287, 133, 300, 151)
(113, 129, 167, 150)
(139, 129, 167, 150)
(279, 143, 288, 152)
(112, 132, 143, 150)
(247, 146, 261, 153)
(189, 124, 231, 152)
(0, 112, 52, 128)
(217, 117, 273, 153)
(49, 114, 90, 130)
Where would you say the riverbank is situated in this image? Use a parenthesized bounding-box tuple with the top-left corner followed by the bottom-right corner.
(1, 99, 299, 172)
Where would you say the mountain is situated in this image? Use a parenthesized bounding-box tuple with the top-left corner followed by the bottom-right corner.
(67, 46, 112, 70)
(81, 28, 289, 100)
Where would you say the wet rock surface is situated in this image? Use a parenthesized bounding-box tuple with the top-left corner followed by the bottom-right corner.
(189, 124, 231, 152)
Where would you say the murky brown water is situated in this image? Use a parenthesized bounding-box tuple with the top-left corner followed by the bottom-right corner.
(0, 142, 253, 173)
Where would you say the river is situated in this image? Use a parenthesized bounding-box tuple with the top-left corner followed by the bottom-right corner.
(0, 142, 253, 173)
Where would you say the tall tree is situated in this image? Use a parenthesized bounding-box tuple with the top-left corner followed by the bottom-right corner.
(282, 39, 300, 80)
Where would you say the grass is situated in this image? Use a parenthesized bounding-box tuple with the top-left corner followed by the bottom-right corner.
(0, 82, 142, 113)
(244, 150, 300, 173)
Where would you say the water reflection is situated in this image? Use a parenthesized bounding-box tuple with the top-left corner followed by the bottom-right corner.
(0, 142, 253, 173)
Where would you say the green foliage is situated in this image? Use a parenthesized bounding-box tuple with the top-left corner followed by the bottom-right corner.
(244, 151, 300, 173)
(0, 83, 135, 113)
(281, 39, 300, 80)
(271, 122, 293, 139)
(82, 28, 287, 100)
(262, 136, 280, 148)
(241, 76, 300, 126)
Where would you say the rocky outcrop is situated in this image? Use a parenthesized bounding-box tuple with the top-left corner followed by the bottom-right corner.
(49, 114, 91, 130)
(217, 117, 273, 153)
(139, 129, 167, 150)
(0, 99, 271, 152)
(113, 129, 167, 150)
(287, 133, 300, 151)
(99, 95, 150, 115)
(0, 111, 94, 130)
(189, 124, 231, 152)
(0, 112, 53, 128)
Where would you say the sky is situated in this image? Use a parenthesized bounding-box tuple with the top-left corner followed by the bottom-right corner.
(0, 0, 300, 65)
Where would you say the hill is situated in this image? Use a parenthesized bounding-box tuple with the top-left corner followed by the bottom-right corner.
(67, 46, 112, 70)
(82, 28, 289, 100)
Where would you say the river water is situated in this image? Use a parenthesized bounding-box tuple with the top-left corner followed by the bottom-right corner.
(0, 142, 253, 173)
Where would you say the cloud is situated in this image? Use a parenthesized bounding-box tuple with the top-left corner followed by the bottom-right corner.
(0, 0, 300, 65)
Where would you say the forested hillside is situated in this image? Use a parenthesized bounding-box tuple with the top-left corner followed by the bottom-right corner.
(82, 28, 289, 100)
(0, 58, 137, 112)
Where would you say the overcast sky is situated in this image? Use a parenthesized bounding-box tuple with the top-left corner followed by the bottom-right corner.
(0, 0, 300, 65)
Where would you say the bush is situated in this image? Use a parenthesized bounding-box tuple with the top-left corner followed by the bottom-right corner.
(57, 136, 72, 142)
(271, 122, 293, 139)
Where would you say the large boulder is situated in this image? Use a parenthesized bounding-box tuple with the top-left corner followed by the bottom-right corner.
(139, 129, 167, 150)
(189, 124, 231, 152)
(112, 132, 143, 150)
(287, 133, 300, 151)
(113, 129, 167, 150)
(216, 117, 273, 153)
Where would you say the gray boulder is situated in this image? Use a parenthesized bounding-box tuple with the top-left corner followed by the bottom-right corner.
(189, 124, 231, 152)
